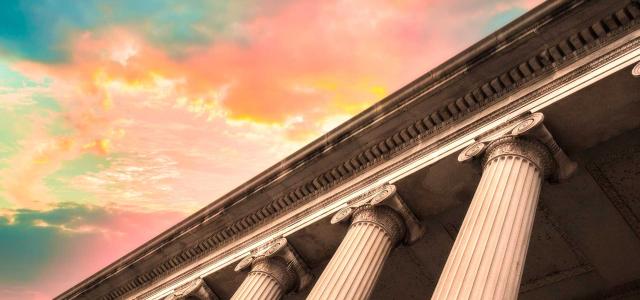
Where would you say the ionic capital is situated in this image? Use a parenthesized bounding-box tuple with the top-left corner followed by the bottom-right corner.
(234, 237, 312, 292)
(459, 112, 577, 181)
(164, 278, 218, 300)
(353, 205, 406, 244)
(249, 257, 296, 292)
(331, 184, 424, 244)
(482, 136, 554, 176)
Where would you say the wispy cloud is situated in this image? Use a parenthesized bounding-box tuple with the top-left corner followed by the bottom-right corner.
(0, 0, 542, 298)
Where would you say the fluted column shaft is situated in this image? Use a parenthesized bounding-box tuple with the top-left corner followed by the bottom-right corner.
(432, 137, 552, 300)
(307, 205, 405, 300)
(231, 258, 293, 300)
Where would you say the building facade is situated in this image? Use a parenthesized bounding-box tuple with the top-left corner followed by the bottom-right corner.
(57, 0, 640, 299)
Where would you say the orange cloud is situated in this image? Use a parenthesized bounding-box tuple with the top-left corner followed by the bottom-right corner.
(4, 0, 543, 212)
(12, 0, 468, 140)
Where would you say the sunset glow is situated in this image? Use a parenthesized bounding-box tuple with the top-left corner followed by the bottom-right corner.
(0, 0, 541, 298)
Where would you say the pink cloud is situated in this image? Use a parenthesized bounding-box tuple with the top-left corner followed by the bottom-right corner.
(3, 0, 544, 216)
(1, 1, 543, 298)
(14, 0, 509, 131)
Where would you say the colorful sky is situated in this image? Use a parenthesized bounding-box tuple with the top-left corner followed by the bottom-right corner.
(0, 0, 541, 299)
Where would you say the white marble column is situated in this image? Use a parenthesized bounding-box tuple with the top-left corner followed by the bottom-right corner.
(232, 238, 312, 300)
(431, 113, 576, 300)
(306, 205, 404, 300)
(307, 185, 423, 300)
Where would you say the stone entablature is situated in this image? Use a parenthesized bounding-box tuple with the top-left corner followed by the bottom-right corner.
(55, 1, 640, 299)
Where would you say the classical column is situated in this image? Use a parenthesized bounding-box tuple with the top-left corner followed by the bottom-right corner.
(164, 278, 218, 300)
(431, 113, 576, 300)
(232, 238, 312, 300)
(307, 185, 423, 300)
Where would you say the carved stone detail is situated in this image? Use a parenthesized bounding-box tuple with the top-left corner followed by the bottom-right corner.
(460, 112, 577, 181)
(234, 237, 312, 293)
(164, 278, 218, 300)
(482, 136, 554, 177)
(510, 112, 544, 136)
(331, 207, 355, 224)
(351, 205, 406, 245)
(458, 142, 487, 162)
(509, 113, 577, 181)
(632, 61, 640, 77)
(249, 258, 296, 293)
(331, 184, 424, 244)
(234, 256, 254, 273)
